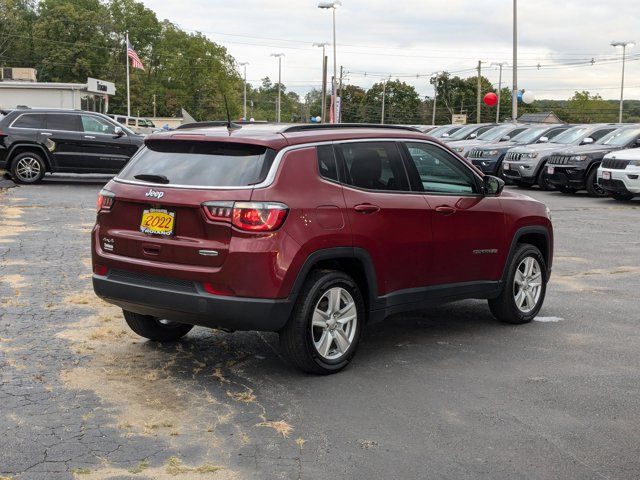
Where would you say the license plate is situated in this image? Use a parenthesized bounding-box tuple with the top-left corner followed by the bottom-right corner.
(603, 171, 611, 180)
(547, 166, 555, 175)
(504, 162, 510, 170)
(140, 209, 175, 236)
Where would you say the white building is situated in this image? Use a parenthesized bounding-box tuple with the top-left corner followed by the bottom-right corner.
(0, 77, 116, 113)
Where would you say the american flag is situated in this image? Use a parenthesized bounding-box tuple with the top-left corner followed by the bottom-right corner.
(127, 39, 144, 70)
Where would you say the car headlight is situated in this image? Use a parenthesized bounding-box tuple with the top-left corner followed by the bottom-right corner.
(523, 152, 539, 159)
(570, 155, 588, 162)
(628, 160, 640, 167)
(487, 150, 499, 156)
(452, 147, 464, 153)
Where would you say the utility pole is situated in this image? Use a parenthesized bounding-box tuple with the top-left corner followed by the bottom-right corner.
(270, 53, 285, 123)
(152, 94, 156, 118)
(476, 60, 482, 124)
(239, 62, 249, 120)
(381, 80, 387, 125)
(491, 62, 507, 122)
(611, 41, 635, 123)
(314, 43, 329, 123)
(512, 0, 518, 122)
(431, 74, 439, 125)
(337, 65, 343, 123)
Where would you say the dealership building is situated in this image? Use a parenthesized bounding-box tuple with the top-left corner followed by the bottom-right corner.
(0, 68, 116, 113)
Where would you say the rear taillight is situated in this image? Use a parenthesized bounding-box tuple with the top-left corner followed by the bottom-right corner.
(201, 201, 289, 232)
(97, 189, 115, 212)
(93, 264, 108, 276)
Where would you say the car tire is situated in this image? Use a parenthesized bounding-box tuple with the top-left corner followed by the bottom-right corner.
(611, 192, 635, 201)
(10, 151, 46, 184)
(585, 168, 609, 197)
(123, 310, 193, 342)
(279, 270, 364, 375)
(558, 186, 578, 194)
(488, 244, 547, 324)
(536, 168, 554, 191)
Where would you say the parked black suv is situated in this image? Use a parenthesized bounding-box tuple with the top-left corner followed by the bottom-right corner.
(0, 109, 144, 184)
(545, 125, 640, 197)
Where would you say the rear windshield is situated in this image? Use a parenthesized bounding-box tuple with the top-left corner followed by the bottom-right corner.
(118, 141, 276, 187)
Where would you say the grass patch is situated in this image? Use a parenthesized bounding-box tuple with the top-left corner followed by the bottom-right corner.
(256, 420, 293, 438)
(129, 460, 149, 474)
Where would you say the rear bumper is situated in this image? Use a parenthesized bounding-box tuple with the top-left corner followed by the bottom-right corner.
(93, 271, 293, 332)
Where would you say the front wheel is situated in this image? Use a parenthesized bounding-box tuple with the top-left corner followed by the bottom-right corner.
(536, 169, 555, 191)
(586, 168, 609, 197)
(279, 270, 364, 374)
(489, 244, 547, 324)
(123, 310, 193, 342)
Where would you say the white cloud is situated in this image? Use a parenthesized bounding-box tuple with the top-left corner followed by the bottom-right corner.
(141, 0, 640, 101)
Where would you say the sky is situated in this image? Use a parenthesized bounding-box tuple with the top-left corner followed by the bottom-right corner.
(140, 0, 640, 102)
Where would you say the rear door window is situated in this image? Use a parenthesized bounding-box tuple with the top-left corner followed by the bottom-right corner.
(118, 141, 276, 187)
(12, 113, 46, 129)
(46, 114, 81, 132)
(317, 145, 338, 182)
(334, 142, 410, 192)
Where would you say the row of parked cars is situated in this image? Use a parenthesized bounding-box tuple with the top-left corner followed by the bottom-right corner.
(415, 122, 640, 201)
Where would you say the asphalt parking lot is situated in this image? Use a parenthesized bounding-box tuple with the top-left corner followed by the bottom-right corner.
(1, 175, 639, 480)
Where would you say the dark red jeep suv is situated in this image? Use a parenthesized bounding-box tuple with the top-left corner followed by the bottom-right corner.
(92, 124, 553, 374)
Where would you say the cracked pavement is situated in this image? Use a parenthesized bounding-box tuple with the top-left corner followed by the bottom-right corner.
(1, 175, 640, 479)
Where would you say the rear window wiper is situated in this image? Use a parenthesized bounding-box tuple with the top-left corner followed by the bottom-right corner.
(134, 173, 170, 184)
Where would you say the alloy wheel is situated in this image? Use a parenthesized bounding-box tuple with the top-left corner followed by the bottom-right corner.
(15, 157, 42, 182)
(311, 287, 358, 361)
(513, 257, 543, 313)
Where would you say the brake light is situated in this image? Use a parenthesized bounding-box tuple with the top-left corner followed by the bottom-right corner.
(97, 189, 115, 212)
(232, 202, 288, 232)
(201, 201, 289, 232)
(203, 282, 235, 296)
(93, 264, 108, 276)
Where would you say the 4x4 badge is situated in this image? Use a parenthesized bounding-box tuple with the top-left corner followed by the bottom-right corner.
(145, 189, 165, 199)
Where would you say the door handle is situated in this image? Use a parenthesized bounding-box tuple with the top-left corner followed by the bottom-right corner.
(354, 204, 381, 214)
(83, 135, 96, 139)
(435, 206, 456, 216)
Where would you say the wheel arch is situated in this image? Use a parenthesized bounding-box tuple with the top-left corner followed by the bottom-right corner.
(288, 247, 378, 314)
(501, 226, 553, 282)
(7, 143, 52, 172)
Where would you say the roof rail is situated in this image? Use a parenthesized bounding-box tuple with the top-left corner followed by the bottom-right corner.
(281, 123, 422, 133)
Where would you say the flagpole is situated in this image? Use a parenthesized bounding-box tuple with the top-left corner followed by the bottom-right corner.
(126, 32, 131, 117)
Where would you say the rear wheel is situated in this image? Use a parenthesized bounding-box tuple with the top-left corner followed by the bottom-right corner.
(279, 270, 364, 374)
(536, 168, 554, 191)
(585, 168, 608, 197)
(123, 310, 193, 342)
(10, 151, 46, 184)
(611, 192, 635, 201)
(489, 244, 547, 324)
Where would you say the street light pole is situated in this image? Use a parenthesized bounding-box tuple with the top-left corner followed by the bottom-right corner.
(313, 42, 329, 123)
(491, 62, 507, 123)
(270, 53, 285, 123)
(319, 1, 341, 123)
(512, 0, 518, 122)
(239, 62, 248, 120)
(431, 73, 441, 126)
(611, 41, 635, 123)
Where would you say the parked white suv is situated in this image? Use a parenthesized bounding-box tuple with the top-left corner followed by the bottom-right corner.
(598, 148, 640, 201)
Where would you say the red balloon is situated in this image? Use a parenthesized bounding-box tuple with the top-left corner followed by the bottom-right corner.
(484, 92, 498, 107)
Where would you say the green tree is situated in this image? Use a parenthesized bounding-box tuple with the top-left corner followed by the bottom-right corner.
(564, 91, 617, 123)
(340, 84, 366, 122)
(360, 80, 421, 124)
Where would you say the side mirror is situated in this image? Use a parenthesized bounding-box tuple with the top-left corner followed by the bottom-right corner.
(442, 133, 450, 138)
(635, 138, 640, 145)
(538, 136, 549, 143)
(582, 137, 594, 145)
(483, 175, 505, 196)
(114, 126, 124, 137)
(501, 135, 511, 142)
(469, 133, 477, 139)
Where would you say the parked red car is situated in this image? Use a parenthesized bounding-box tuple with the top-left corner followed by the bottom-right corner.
(92, 124, 553, 374)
